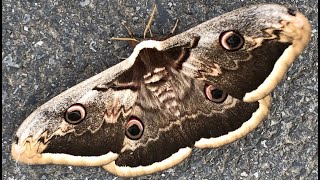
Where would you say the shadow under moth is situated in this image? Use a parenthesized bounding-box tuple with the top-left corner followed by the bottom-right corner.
(11, 4, 311, 177)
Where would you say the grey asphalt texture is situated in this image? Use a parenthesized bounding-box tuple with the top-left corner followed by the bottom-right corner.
(2, 0, 318, 179)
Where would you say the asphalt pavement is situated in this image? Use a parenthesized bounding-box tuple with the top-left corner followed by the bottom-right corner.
(2, 0, 318, 179)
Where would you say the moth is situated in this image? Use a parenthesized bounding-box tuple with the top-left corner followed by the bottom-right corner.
(12, 4, 311, 177)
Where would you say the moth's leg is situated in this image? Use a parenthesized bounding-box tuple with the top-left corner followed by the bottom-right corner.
(170, 19, 179, 34)
(111, 17, 141, 48)
(143, 4, 157, 39)
(144, 3, 180, 41)
(111, 23, 140, 48)
(110, 23, 139, 59)
(158, 19, 180, 41)
(122, 22, 135, 38)
(113, 3, 157, 42)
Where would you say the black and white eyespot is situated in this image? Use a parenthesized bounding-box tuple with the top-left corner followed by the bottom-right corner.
(64, 104, 86, 124)
(219, 31, 244, 51)
(125, 117, 144, 140)
(204, 84, 228, 103)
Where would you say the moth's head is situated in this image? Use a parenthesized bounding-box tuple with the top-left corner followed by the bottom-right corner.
(11, 75, 125, 166)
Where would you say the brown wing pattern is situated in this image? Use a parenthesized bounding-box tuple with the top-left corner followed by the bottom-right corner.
(11, 4, 310, 177)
